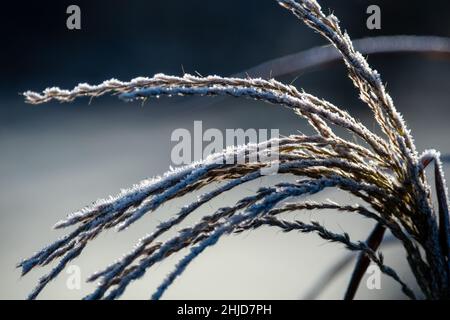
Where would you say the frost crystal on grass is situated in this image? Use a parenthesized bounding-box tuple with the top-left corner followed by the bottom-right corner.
(20, 0, 450, 300)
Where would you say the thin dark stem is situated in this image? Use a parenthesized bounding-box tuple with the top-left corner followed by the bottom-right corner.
(344, 223, 386, 300)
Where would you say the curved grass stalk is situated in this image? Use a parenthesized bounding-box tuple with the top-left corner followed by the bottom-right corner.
(238, 35, 450, 79)
(237, 217, 415, 300)
(19, 0, 450, 300)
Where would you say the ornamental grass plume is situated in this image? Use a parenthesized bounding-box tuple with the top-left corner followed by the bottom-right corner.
(20, 0, 450, 300)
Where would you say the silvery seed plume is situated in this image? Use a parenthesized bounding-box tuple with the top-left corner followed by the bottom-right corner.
(19, 0, 450, 300)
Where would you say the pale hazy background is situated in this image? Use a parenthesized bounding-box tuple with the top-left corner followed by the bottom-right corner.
(0, 0, 449, 299)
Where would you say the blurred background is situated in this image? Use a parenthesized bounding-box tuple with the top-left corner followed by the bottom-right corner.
(0, 0, 449, 299)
